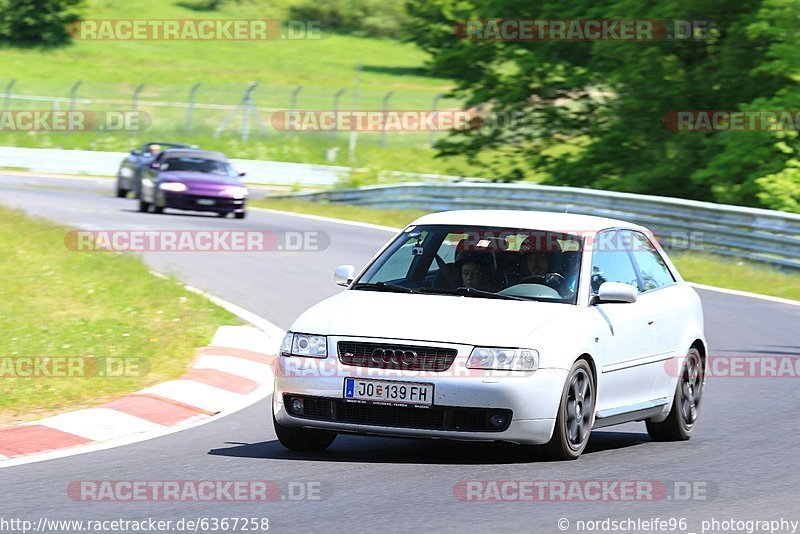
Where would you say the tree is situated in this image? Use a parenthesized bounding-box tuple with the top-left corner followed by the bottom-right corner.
(0, 0, 85, 46)
(405, 0, 800, 211)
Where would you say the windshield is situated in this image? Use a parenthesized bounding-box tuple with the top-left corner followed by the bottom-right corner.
(354, 224, 583, 304)
(161, 157, 233, 175)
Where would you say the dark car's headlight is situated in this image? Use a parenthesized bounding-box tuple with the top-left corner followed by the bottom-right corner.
(222, 186, 248, 199)
(159, 182, 188, 192)
(280, 332, 328, 358)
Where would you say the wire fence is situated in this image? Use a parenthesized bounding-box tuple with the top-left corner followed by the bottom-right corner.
(1, 78, 460, 152)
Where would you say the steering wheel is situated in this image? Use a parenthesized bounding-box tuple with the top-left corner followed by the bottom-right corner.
(520, 273, 569, 295)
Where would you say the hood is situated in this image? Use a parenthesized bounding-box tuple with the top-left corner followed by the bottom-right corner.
(290, 289, 575, 348)
(159, 171, 243, 188)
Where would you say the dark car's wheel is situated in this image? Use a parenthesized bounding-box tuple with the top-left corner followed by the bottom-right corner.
(543, 359, 595, 460)
(646, 348, 703, 441)
(153, 205, 164, 214)
(138, 199, 150, 213)
(273, 413, 336, 452)
(216, 212, 228, 218)
(234, 211, 246, 219)
(116, 186, 128, 198)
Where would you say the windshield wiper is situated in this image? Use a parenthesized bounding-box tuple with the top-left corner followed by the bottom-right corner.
(421, 287, 528, 301)
(351, 282, 419, 294)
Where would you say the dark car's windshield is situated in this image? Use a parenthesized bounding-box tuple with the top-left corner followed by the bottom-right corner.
(354, 224, 583, 304)
(161, 157, 233, 175)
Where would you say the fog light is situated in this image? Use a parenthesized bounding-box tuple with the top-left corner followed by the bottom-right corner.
(489, 413, 507, 429)
(290, 398, 304, 414)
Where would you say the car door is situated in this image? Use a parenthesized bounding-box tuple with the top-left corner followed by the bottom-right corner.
(621, 230, 686, 401)
(589, 229, 658, 412)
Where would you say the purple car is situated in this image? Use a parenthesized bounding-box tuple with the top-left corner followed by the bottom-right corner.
(138, 149, 248, 219)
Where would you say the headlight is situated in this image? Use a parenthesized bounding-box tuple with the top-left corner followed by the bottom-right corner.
(222, 186, 248, 199)
(159, 182, 187, 192)
(467, 347, 539, 371)
(280, 332, 327, 358)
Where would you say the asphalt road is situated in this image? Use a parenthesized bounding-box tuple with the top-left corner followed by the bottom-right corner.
(1, 173, 799, 534)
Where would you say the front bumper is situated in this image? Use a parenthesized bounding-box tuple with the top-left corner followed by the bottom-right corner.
(162, 192, 245, 213)
(273, 341, 568, 445)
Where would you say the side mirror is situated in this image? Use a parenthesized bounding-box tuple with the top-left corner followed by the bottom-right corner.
(131, 149, 141, 156)
(595, 282, 638, 304)
(334, 265, 355, 287)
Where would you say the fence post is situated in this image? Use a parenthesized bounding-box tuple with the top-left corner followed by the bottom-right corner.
(380, 90, 394, 147)
(69, 81, 82, 112)
(132, 84, 144, 111)
(348, 63, 361, 163)
(429, 93, 442, 147)
(186, 82, 201, 134)
(4, 79, 16, 112)
(290, 85, 302, 113)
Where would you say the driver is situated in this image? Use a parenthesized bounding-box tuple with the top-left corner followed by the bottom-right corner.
(515, 235, 568, 294)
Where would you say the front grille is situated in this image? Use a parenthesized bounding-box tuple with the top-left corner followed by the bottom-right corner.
(283, 394, 512, 432)
(338, 341, 457, 372)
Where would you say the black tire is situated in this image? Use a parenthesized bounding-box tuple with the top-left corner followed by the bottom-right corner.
(273, 413, 336, 452)
(116, 185, 128, 198)
(646, 348, 703, 441)
(234, 211, 246, 219)
(216, 211, 229, 218)
(543, 359, 595, 460)
(138, 199, 150, 213)
(153, 205, 164, 214)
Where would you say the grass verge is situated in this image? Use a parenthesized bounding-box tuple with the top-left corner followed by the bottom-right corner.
(252, 198, 800, 301)
(0, 205, 238, 425)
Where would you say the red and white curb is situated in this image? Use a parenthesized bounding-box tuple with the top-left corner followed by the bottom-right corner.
(0, 325, 279, 468)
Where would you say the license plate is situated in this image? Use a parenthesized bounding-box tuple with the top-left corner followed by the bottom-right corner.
(344, 378, 433, 407)
(197, 199, 216, 206)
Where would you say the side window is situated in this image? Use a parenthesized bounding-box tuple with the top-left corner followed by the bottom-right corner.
(590, 230, 639, 293)
(625, 231, 676, 291)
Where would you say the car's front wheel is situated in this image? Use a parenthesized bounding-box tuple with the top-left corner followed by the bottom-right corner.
(234, 211, 246, 219)
(273, 413, 336, 452)
(116, 178, 128, 198)
(646, 348, 703, 441)
(543, 359, 595, 460)
(138, 199, 150, 212)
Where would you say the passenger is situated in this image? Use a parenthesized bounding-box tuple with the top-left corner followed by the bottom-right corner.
(456, 252, 498, 291)
(515, 235, 568, 294)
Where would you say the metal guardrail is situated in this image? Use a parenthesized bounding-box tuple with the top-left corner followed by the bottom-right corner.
(0, 146, 348, 187)
(281, 182, 800, 270)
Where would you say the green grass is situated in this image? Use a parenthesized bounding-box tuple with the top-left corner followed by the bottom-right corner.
(0, 0, 498, 175)
(252, 198, 800, 301)
(0, 205, 238, 424)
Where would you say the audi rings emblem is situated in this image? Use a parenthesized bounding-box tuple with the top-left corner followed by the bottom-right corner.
(371, 348, 418, 366)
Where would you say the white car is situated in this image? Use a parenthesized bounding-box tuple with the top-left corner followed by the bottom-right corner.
(273, 210, 706, 460)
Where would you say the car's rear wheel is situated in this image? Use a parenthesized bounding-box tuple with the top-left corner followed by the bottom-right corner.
(543, 359, 595, 460)
(116, 185, 128, 198)
(273, 413, 336, 452)
(646, 348, 703, 441)
(153, 205, 163, 214)
(138, 199, 150, 212)
(234, 211, 246, 219)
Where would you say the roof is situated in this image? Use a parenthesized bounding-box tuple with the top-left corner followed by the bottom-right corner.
(408, 210, 648, 234)
(160, 149, 228, 162)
